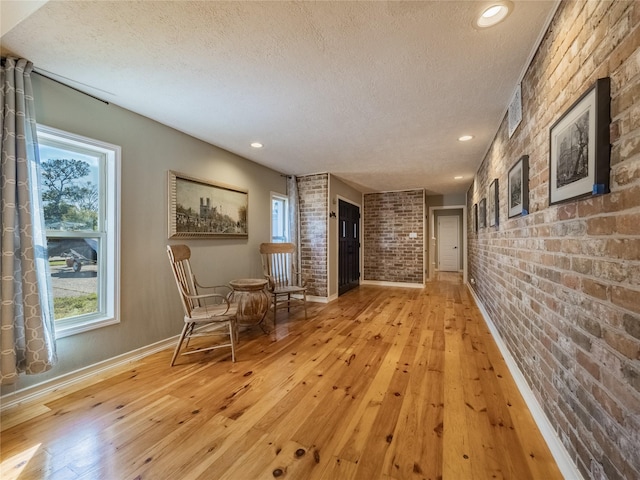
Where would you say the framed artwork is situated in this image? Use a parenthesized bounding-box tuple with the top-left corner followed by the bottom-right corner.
(488, 179, 499, 227)
(549, 77, 610, 205)
(168, 170, 248, 239)
(508, 155, 529, 218)
(478, 198, 486, 229)
(508, 83, 522, 138)
(473, 203, 478, 233)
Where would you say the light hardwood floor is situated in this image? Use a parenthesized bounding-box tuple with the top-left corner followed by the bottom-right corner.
(1, 275, 562, 479)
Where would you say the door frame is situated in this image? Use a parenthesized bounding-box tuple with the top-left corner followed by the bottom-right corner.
(428, 205, 467, 283)
(335, 195, 361, 295)
(437, 214, 460, 272)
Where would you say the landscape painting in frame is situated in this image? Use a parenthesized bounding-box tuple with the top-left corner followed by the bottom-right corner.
(478, 198, 486, 229)
(168, 171, 248, 238)
(549, 78, 610, 205)
(508, 155, 529, 218)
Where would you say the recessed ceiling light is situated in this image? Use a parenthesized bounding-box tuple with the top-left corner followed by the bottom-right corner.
(458, 135, 474, 142)
(454, 176, 464, 180)
(482, 5, 503, 18)
(476, 2, 512, 28)
(250, 142, 263, 148)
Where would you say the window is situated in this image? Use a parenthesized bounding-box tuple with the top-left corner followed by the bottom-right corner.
(37, 125, 120, 337)
(271, 193, 288, 242)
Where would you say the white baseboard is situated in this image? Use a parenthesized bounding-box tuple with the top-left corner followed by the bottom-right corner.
(307, 294, 330, 303)
(0, 336, 177, 412)
(466, 284, 582, 480)
(361, 280, 424, 289)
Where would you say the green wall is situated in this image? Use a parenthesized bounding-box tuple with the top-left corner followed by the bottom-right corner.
(1, 74, 286, 395)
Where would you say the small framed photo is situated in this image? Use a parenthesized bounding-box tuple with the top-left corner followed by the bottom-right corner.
(508, 155, 529, 218)
(488, 179, 499, 227)
(473, 203, 478, 233)
(478, 198, 486, 229)
(549, 77, 610, 205)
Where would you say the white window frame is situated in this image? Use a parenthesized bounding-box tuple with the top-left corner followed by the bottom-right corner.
(270, 192, 289, 243)
(37, 124, 121, 338)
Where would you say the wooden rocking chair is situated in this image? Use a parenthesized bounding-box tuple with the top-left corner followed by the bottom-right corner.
(259, 242, 308, 323)
(167, 244, 238, 366)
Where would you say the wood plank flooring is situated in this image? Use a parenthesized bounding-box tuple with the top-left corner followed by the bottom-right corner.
(0, 274, 562, 479)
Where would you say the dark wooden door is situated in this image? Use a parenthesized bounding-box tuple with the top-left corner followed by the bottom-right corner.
(338, 199, 360, 295)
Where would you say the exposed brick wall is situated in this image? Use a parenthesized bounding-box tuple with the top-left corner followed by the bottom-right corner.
(363, 190, 424, 283)
(468, 2, 640, 479)
(297, 174, 328, 297)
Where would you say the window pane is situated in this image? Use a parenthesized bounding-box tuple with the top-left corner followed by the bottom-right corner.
(39, 144, 101, 232)
(48, 237, 99, 321)
(271, 196, 288, 242)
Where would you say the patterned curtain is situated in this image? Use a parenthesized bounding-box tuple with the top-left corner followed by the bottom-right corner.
(1, 57, 57, 386)
(287, 175, 300, 273)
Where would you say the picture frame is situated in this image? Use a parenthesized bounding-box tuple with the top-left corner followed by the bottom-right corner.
(508, 83, 522, 138)
(473, 203, 478, 233)
(478, 198, 486, 229)
(488, 179, 499, 227)
(508, 155, 529, 218)
(549, 77, 610, 205)
(168, 170, 248, 239)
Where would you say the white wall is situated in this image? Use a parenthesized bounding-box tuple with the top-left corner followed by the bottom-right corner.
(0, 1, 49, 36)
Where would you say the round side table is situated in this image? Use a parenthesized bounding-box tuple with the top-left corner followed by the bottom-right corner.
(228, 278, 270, 331)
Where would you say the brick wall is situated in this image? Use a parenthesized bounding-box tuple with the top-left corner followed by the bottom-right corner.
(468, 1, 640, 479)
(363, 190, 424, 283)
(297, 174, 328, 297)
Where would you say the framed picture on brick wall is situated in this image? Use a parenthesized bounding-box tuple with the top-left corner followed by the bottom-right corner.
(488, 179, 499, 227)
(473, 203, 478, 233)
(549, 77, 610, 205)
(508, 155, 529, 218)
(478, 198, 486, 229)
(508, 83, 522, 138)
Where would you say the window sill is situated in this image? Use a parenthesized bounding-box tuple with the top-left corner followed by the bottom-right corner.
(55, 316, 119, 338)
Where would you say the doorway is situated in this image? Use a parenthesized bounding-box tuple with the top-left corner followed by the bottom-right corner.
(428, 205, 467, 283)
(338, 199, 360, 295)
(437, 215, 460, 271)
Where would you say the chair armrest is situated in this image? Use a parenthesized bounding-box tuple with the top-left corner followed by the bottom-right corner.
(184, 291, 233, 315)
(176, 280, 233, 315)
(293, 271, 308, 288)
(263, 274, 276, 291)
(194, 277, 233, 296)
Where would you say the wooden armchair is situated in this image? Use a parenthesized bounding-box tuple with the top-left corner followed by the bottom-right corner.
(259, 243, 307, 323)
(167, 244, 238, 366)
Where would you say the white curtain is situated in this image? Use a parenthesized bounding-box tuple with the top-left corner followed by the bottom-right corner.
(287, 175, 300, 273)
(1, 57, 57, 385)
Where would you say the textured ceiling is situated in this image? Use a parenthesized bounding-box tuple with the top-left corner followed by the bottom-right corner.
(1, 0, 558, 195)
